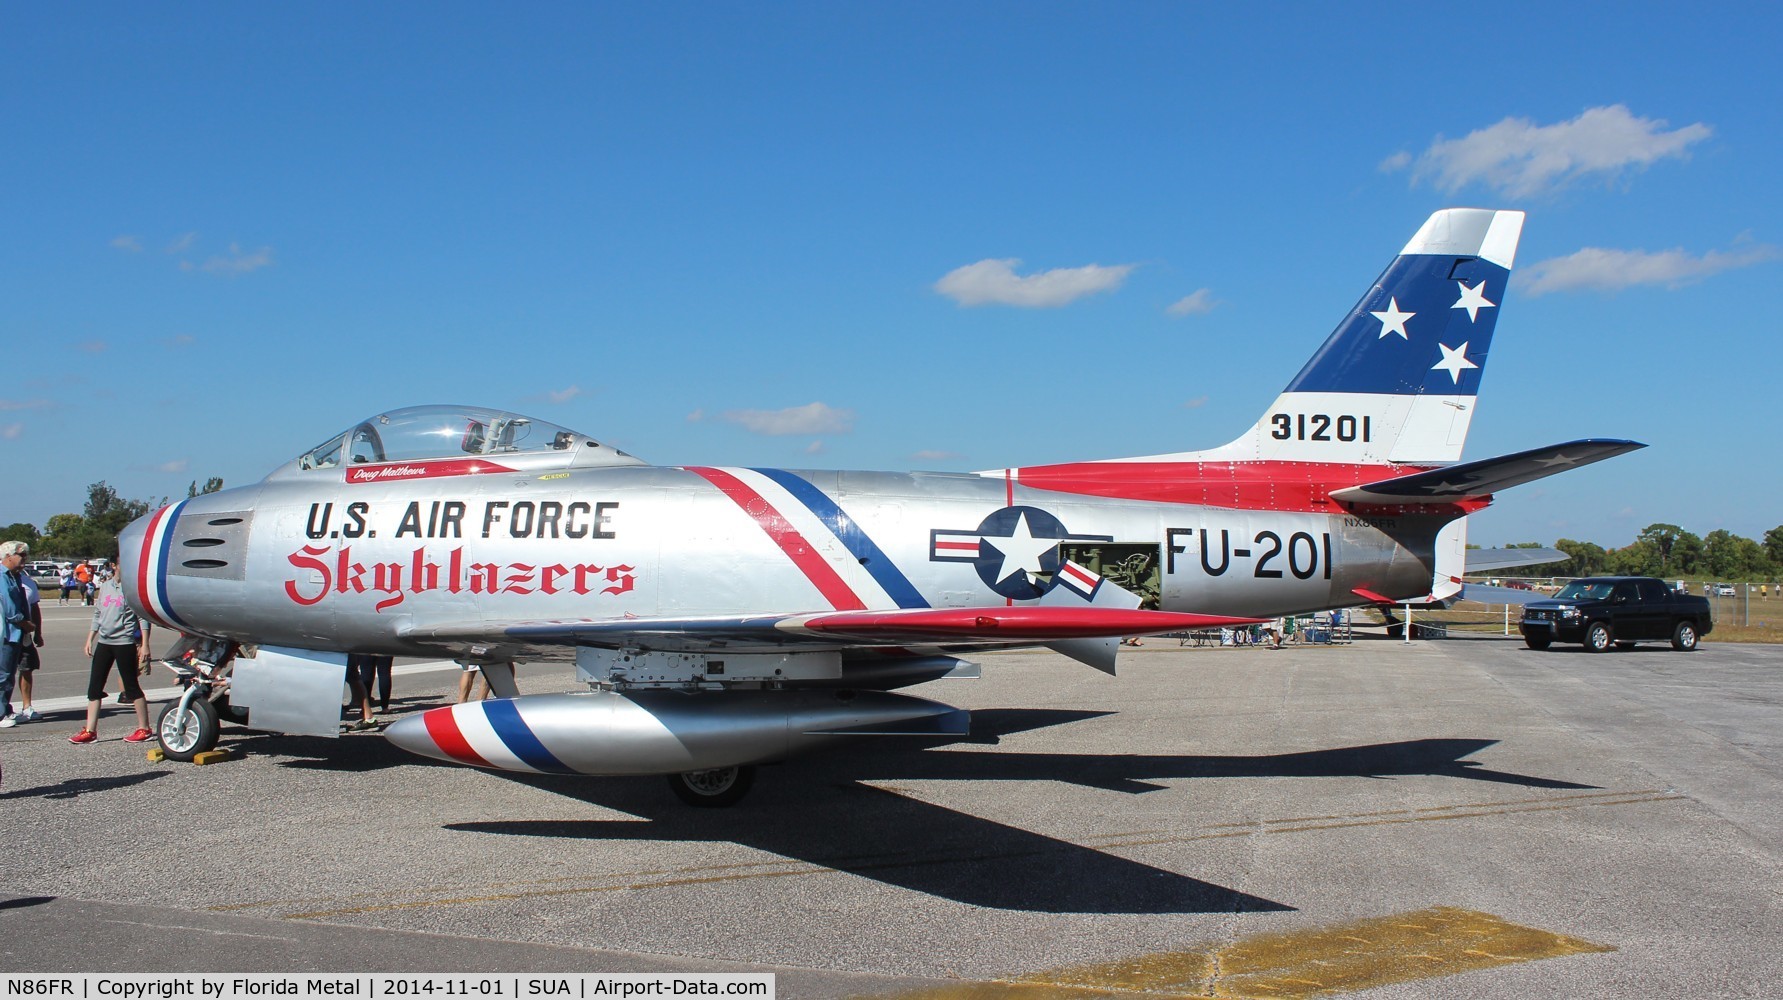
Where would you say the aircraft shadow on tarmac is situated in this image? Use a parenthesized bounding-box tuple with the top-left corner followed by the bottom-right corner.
(0, 769, 171, 801)
(425, 709, 1594, 916)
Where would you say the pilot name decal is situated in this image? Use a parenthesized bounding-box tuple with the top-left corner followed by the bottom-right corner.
(284, 544, 636, 613)
(305, 500, 620, 541)
(345, 458, 516, 484)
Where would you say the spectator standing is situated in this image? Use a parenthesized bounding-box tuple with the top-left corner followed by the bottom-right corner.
(1262, 618, 1284, 649)
(457, 663, 490, 702)
(9, 569, 45, 722)
(354, 653, 395, 715)
(71, 567, 154, 744)
(59, 566, 75, 606)
(74, 560, 94, 607)
(0, 541, 37, 728)
(343, 659, 377, 731)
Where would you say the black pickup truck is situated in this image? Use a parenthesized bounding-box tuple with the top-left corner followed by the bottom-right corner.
(1519, 576, 1713, 652)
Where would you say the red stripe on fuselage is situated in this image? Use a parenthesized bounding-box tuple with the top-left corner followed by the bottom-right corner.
(684, 467, 867, 611)
(135, 505, 174, 631)
(1011, 460, 1487, 513)
(422, 706, 491, 767)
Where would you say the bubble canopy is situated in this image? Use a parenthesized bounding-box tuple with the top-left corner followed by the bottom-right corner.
(272, 405, 646, 480)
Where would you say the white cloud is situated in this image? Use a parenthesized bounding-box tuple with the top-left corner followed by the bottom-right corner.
(685, 408, 705, 423)
(0, 399, 51, 411)
(804, 440, 826, 455)
(1181, 396, 1208, 409)
(157, 459, 189, 474)
(1521, 242, 1778, 295)
(183, 243, 275, 275)
(78, 340, 108, 354)
(912, 449, 961, 462)
(1377, 151, 1412, 173)
(547, 385, 581, 404)
(165, 232, 198, 254)
(166, 334, 196, 348)
(1393, 105, 1712, 198)
(934, 258, 1135, 308)
(1167, 288, 1219, 317)
(2, 423, 21, 440)
(111, 235, 142, 252)
(722, 402, 855, 436)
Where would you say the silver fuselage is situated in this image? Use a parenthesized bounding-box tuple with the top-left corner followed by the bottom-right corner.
(120, 464, 1441, 664)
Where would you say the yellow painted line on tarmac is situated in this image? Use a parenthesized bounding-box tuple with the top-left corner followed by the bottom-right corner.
(867, 906, 1613, 999)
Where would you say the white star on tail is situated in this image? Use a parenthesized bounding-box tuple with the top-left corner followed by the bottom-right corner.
(982, 512, 1060, 585)
(1371, 297, 1414, 339)
(1452, 280, 1495, 322)
(1431, 342, 1479, 384)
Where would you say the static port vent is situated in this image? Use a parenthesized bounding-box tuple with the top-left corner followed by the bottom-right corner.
(183, 538, 226, 548)
(182, 559, 229, 570)
(207, 517, 244, 526)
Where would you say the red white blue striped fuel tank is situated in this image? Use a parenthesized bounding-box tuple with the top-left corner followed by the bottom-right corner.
(383, 688, 968, 775)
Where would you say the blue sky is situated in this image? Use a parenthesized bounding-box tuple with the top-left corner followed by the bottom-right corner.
(4, 3, 1779, 548)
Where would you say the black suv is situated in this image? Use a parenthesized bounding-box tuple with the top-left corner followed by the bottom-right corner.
(1519, 576, 1713, 653)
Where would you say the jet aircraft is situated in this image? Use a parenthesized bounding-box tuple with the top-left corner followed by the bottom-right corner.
(117, 208, 1641, 805)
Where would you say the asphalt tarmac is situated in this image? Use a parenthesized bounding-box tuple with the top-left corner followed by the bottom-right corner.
(4, 610, 1781, 999)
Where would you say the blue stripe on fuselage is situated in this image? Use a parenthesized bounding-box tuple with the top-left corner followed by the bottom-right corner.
(482, 699, 572, 773)
(753, 468, 930, 609)
(153, 500, 192, 630)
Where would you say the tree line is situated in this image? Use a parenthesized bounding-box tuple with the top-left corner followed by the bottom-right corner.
(1478, 523, 1783, 582)
(0, 478, 223, 561)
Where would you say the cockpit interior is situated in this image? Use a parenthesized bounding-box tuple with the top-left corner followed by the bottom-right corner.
(280, 405, 645, 479)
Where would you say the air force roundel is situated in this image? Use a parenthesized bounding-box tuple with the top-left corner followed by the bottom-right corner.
(929, 505, 1113, 600)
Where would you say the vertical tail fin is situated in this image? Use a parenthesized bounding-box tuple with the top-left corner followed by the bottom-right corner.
(999, 209, 1528, 503)
(1226, 208, 1524, 465)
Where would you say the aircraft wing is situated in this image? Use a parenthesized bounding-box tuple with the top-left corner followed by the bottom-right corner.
(403, 606, 1263, 655)
(1329, 439, 1644, 506)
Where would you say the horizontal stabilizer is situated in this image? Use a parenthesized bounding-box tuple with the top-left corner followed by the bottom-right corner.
(1465, 547, 1569, 572)
(1330, 439, 1644, 506)
(1458, 583, 1548, 606)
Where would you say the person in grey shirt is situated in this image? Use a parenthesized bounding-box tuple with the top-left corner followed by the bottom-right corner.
(71, 566, 154, 744)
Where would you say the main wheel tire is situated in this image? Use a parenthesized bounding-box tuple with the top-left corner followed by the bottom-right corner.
(667, 765, 755, 807)
(1671, 621, 1700, 651)
(1525, 635, 1552, 650)
(158, 697, 220, 762)
(1584, 621, 1614, 653)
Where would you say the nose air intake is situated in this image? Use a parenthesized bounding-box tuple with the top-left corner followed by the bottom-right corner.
(118, 499, 258, 632)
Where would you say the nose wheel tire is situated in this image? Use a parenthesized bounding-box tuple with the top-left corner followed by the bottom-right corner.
(158, 697, 220, 762)
(667, 765, 755, 807)
(1671, 621, 1699, 651)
